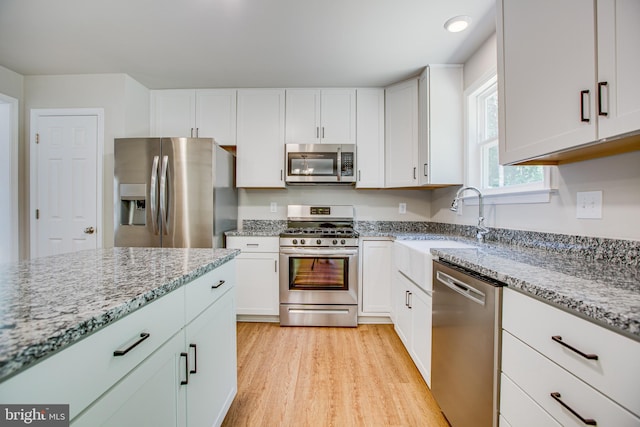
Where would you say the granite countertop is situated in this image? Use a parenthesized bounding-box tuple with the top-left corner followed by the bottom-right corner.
(427, 242, 640, 341)
(0, 247, 239, 382)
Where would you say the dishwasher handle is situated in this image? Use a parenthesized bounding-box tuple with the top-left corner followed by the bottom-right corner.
(436, 270, 486, 306)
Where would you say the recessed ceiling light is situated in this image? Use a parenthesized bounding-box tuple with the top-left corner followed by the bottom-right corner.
(444, 15, 471, 33)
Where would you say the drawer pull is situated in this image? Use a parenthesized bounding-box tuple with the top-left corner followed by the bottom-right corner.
(189, 343, 198, 375)
(551, 335, 598, 360)
(550, 392, 597, 425)
(113, 332, 150, 356)
(180, 352, 189, 385)
(212, 279, 226, 289)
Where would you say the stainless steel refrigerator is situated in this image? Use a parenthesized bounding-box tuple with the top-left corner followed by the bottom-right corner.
(114, 137, 237, 248)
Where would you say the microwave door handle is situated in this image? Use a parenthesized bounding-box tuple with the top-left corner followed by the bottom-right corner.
(336, 147, 341, 182)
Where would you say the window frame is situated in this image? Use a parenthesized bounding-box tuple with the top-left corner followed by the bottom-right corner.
(464, 69, 555, 205)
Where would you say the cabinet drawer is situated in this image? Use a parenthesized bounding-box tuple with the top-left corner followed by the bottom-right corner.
(227, 236, 279, 253)
(502, 331, 640, 426)
(500, 373, 561, 427)
(503, 288, 640, 416)
(0, 289, 185, 419)
(185, 260, 236, 322)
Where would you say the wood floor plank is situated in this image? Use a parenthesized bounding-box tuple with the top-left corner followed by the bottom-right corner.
(222, 323, 449, 427)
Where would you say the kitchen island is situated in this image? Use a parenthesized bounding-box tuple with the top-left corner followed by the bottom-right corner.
(0, 247, 239, 425)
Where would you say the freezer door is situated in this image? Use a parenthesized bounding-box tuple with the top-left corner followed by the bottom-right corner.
(114, 138, 162, 247)
(161, 138, 213, 248)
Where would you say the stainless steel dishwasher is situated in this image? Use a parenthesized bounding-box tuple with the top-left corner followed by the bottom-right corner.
(431, 260, 503, 427)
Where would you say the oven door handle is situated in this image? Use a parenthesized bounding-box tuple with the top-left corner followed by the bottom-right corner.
(280, 248, 358, 256)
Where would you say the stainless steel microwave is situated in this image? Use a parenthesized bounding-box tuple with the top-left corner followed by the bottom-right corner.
(285, 144, 356, 184)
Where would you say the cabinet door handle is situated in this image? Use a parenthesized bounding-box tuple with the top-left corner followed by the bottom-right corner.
(190, 128, 194, 138)
(212, 279, 226, 289)
(316, 127, 319, 138)
(580, 90, 591, 123)
(413, 167, 417, 180)
(424, 164, 428, 177)
(597, 82, 609, 116)
(275, 260, 278, 273)
(550, 392, 596, 425)
(408, 292, 412, 309)
(196, 128, 199, 138)
(180, 352, 189, 385)
(551, 335, 598, 360)
(281, 169, 283, 181)
(358, 170, 361, 182)
(113, 332, 150, 356)
(189, 343, 197, 375)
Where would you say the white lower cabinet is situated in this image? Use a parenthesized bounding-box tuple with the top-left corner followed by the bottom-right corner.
(392, 270, 432, 386)
(72, 331, 186, 427)
(359, 239, 392, 316)
(184, 286, 237, 427)
(500, 288, 640, 426)
(226, 236, 279, 317)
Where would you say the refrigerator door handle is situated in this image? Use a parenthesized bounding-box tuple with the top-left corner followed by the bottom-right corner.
(150, 156, 160, 234)
(159, 155, 169, 235)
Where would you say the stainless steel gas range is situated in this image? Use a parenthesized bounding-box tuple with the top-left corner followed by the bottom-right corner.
(279, 205, 359, 327)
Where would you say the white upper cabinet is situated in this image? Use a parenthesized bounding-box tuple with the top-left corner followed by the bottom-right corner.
(285, 89, 356, 144)
(151, 89, 197, 138)
(355, 88, 385, 188)
(236, 89, 286, 188)
(195, 89, 237, 145)
(498, 0, 640, 165)
(597, 0, 640, 139)
(385, 78, 419, 187)
(418, 65, 463, 186)
(151, 89, 237, 145)
(385, 66, 463, 188)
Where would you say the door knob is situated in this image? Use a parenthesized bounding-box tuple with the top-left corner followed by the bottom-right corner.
(84, 226, 95, 234)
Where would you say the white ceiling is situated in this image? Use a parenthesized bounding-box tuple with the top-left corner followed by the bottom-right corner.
(0, 0, 496, 89)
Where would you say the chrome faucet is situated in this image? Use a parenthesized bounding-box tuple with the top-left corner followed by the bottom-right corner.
(450, 186, 490, 242)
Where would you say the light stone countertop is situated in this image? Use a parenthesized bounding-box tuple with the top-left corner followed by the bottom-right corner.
(0, 247, 239, 382)
(428, 243, 640, 341)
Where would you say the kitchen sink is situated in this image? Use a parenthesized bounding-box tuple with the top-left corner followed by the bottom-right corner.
(393, 240, 474, 292)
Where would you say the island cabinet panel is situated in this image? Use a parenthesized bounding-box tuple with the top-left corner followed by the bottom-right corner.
(0, 259, 238, 427)
(500, 288, 640, 425)
(0, 288, 185, 420)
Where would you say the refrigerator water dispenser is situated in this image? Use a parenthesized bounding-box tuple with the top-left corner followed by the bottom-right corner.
(120, 184, 146, 226)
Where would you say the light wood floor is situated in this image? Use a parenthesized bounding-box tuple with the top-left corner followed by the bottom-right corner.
(222, 323, 449, 427)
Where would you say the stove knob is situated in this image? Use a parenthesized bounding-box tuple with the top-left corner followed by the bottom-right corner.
(316, 239, 322, 245)
(300, 239, 305, 245)
(292, 239, 298, 245)
(332, 239, 338, 245)
(341, 239, 346, 245)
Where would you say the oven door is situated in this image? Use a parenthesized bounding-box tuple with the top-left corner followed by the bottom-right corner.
(279, 247, 358, 305)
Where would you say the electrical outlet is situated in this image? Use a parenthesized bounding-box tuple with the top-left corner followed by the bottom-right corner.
(576, 191, 602, 219)
(399, 203, 407, 214)
(270, 202, 277, 213)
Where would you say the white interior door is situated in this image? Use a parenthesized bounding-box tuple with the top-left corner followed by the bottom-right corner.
(31, 111, 101, 258)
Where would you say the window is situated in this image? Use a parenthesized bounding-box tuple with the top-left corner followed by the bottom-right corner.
(466, 72, 553, 203)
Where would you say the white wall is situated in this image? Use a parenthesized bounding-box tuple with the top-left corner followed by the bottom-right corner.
(239, 187, 431, 224)
(24, 74, 150, 250)
(0, 66, 25, 259)
(431, 34, 640, 241)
